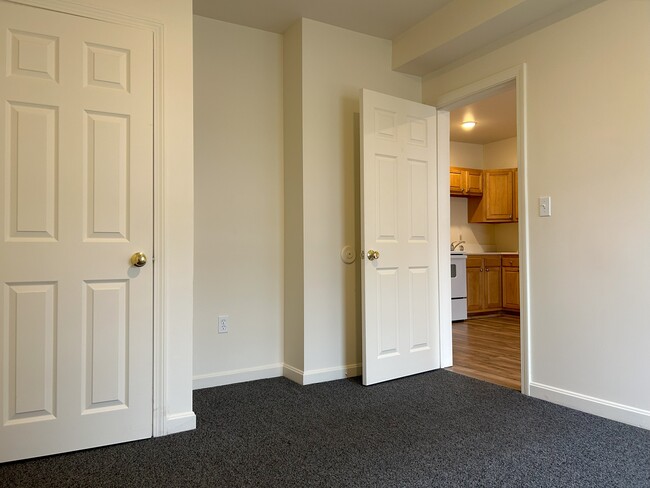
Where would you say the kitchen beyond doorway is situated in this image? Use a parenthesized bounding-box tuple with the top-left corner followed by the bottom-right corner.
(437, 65, 529, 393)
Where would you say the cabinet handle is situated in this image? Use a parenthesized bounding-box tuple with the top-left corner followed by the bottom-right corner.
(480, 268, 483, 272)
(486, 268, 489, 272)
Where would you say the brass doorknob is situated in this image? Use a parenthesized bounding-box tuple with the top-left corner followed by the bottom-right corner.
(367, 250, 380, 261)
(130, 252, 147, 267)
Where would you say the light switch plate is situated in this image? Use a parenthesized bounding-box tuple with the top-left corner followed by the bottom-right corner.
(539, 196, 551, 217)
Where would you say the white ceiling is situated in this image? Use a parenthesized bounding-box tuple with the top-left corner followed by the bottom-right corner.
(193, 0, 453, 39)
(449, 87, 517, 145)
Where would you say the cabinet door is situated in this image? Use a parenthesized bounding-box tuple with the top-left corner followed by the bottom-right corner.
(450, 167, 464, 195)
(484, 170, 514, 221)
(502, 267, 520, 310)
(484, 265, 502, 310)
(465, 169, 483, 196)
(513, 169, 518, 222)
(466, 266, 483, 312)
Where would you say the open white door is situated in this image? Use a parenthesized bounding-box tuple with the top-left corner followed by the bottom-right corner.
(0, 1, 154, 461)
(360, 89, 444, 385)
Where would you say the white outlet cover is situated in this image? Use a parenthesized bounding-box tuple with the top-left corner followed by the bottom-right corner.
(340, 245, 356, 264)
(218, 315, 229, 333)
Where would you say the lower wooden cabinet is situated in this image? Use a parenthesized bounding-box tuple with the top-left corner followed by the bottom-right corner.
(466, 255, 502, 313)
(502, 255, 520, 311)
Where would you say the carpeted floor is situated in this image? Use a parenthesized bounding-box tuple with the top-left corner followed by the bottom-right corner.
(2, 370, 649, 487)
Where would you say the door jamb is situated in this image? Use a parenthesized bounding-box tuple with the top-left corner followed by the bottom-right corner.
(434, 64, 530, 395)
(7, 0, 168, 433)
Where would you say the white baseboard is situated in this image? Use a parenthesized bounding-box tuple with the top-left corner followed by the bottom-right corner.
(282, 364, 305, 385)
(164, 411, 196, 435)
(192, 362, 360, 389)
(283, 363, 362, 386)
(529, 382, 650, 430)
(193, 363, 284, 390)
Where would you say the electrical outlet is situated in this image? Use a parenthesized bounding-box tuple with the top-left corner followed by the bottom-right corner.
(218, 315, 229, 334)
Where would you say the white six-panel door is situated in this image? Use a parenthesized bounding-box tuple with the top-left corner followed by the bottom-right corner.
(0, 1, 154, 462)
(361, 89, 440, 385)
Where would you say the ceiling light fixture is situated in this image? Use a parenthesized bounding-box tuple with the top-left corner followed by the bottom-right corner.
(461, 121, 477, 130)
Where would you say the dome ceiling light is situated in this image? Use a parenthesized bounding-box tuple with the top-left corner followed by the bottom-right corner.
(461, 121, 477, 130)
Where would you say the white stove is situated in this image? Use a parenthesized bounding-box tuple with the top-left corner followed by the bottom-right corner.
(451, 253, 467, 321)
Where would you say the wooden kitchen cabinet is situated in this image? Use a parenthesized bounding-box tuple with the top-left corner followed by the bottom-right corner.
(467, 169, 517, 223)
(466, 257, 483, 313)
(450, 167, 483, 196)
(513, 169, 518, 222)
(502, 255, 520, 311)
(466, 255, 502, 314)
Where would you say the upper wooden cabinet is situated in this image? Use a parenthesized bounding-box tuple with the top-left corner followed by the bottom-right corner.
(468, 168, 518, 223)
(450, 167, 482, 197)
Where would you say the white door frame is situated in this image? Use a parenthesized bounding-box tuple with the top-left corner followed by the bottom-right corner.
(433, 64, 531, 395)
(7, 0, 168, 434)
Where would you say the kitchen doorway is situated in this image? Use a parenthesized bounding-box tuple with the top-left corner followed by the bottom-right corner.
(435, 66, 529, 394)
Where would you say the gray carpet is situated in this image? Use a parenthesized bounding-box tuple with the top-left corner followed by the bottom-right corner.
(2, 370, 649, 487)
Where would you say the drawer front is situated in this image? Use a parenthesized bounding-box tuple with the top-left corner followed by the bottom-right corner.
(484, 256, 501, 268)
(466, 256, 483, 268)
(501, 255, 519, 267)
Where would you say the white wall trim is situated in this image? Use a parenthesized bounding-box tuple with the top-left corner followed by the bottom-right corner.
(196, 363, 364, 389)
(530, 382, 650, 430)
(435, 65, 522, 111)
(283, 363, 362, 386)
(193, 364, 284, 390)
(165, 412, 197, 435)
(283, 364, 305, 385)
(9, 0, 171, 437)
(304, 364, 362, 385)
(434, 64, 530, 395)
(436, 111, 452, 368)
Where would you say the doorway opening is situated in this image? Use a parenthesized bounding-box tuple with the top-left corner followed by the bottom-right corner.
(436, 67, 528, 393)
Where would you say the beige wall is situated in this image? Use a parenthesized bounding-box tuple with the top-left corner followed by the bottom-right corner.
(483, 137, 517, 169)
(284, 19, 422, 381)
(426, 0, 650, 425)
(450, 141, 483, 168)
(193, 17, 284, 387)
(192, 16, 422, 387)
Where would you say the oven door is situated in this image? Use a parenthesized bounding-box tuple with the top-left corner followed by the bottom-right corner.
(450, 254, 467, 299)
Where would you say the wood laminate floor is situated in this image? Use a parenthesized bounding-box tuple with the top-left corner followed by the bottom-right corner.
(447, 314, 521, 390)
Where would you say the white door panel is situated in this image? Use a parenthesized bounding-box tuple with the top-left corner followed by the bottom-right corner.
(0, 1, 153, 462)
(361, 89, 440, 385)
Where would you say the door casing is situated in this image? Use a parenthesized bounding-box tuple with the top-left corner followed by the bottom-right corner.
(434, 64, 530, 395)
